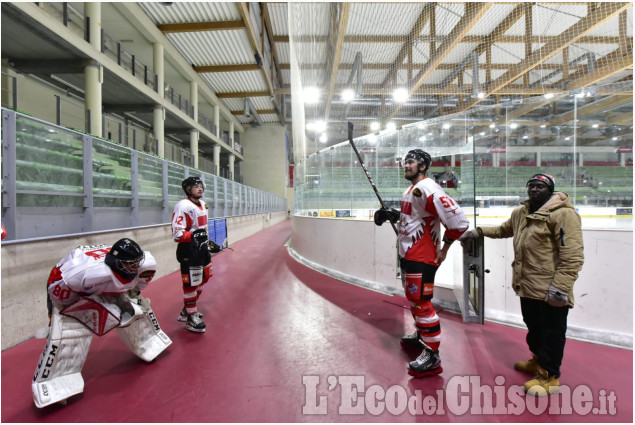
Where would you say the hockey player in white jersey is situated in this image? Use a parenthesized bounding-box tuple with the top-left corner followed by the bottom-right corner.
(172, 177, 219, 333)
(374, 149, 468, 378)
(32, 238, 172, 408)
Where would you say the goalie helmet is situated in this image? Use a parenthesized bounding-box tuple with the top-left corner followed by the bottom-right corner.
(105, 238, 145, 280)
(182, 177, 205, 195)
(404, 149, 432, 175)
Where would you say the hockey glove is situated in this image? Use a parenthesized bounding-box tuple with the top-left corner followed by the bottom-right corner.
(373, 207, 400, 226)
(544, 285, 569, 307)
(208, 239, 222, 253)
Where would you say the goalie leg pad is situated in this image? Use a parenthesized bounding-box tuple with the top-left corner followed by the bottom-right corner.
(116, 306, 172, 362)
(32, 308, 93, 408)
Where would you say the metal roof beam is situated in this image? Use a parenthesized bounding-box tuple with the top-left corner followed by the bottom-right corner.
(157, 21, 245, 33)
(217, 91, 270, 98)
(323, 3, 350, 123)
(273, 34, 631, 45)
(465, 2, 632, 111)
(193, 64, 261, 73)
(381, 3, 435, 88)
(387, 2, 492, 120)
(550, 94, 633, 126)
(237, 3, 277, 111)
(565, 52, 634, 90)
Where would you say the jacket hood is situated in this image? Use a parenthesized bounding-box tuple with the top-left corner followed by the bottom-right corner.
(522, 191, 575, 213)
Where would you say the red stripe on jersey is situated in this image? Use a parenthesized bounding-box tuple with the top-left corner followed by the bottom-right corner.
(197, 215, 208, 226)
(424, 194, 438, 216)
(401, 201, 412, 215)
(47, 266, 63, 285)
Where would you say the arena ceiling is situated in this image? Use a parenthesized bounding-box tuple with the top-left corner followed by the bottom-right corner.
(138, 2, 633, 147)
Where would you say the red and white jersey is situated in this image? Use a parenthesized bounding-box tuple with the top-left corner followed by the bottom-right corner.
(172, 198, 209, 243)
(399, 177, 468, 265)
(47, 245, 157, 305)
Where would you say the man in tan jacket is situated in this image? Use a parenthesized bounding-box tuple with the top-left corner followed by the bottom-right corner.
(461, 173, 584, 396)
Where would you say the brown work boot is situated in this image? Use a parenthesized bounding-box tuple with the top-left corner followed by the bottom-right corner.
(524, 366, 560, 396)
(514, 355, 539, 375)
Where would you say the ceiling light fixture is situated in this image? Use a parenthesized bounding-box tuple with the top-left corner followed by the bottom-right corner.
(341, 88, 355, 103)
(393, 87, 409, 103)
(303, 86, 320, 104)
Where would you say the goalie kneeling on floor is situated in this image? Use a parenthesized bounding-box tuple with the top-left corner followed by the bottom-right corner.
(32, 238, 172, 408)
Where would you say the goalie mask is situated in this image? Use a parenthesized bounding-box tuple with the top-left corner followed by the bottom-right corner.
(182, 177, 205, 196)
(105, 238, 145, 280)
(404, 149, 432, 176)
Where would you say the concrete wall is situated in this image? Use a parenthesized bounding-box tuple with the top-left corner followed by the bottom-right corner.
(240, 124, 288, 199)
(289, 216, 633, 348)
(0, 212, 287, 350)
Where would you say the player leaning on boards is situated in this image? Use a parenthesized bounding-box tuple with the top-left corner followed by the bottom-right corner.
(172, 177, 220, 333)
(374, 149, 468, 378)
(33, 239, 171, 408)
(460, 173, 584, 396)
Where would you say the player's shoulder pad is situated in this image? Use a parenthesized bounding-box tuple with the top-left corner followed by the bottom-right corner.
(138, 251, 157, 283)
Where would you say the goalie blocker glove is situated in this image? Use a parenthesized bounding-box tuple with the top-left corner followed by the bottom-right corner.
(374, 207, 400, 226)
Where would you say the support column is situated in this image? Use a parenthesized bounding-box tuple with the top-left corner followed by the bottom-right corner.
(154, 43, 164, 97)
(213, 144, 221, 176)
(190, 130, 199, 169)
(214, 105, 220, 137)
(85, 62, 102, 137)
(84, 3, 101, 50)
(229, 154, 235, 181)
(579, 152, 584, 167)
(229, 121, 234, 150)
(190, 81, 198, 120)
(154, 106, 165, 158)
(536, 150, 542, 167)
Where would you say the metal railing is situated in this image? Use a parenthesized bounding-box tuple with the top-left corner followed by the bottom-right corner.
(1, 108, 284, 241)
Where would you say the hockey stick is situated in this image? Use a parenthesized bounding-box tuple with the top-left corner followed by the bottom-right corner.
(347, 121, 398, 235)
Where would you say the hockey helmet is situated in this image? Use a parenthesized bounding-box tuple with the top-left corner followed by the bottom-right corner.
(182, 176, 205, 195)
(105, 238, 145, 280)
(404, 149, 431, 174)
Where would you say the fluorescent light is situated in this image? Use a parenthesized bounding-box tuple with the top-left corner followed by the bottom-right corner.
(370, 121, 380, 131)
(393, 88, 409, 103)
(540, 124, 547, 128)
(510, 123, 518, 129)
(592, 123, 599, 129)
(545, 93, 555, 99)
(319, 133, 327, 143)
(341, 88, 355, 103)
(442, 123, 451, 130)
(386, 122, 396, 132)
(489, 123, 496, 129)
(477, 92, 485, 99)
(303, 86, 320, 104)
(314, 121, 326, 132)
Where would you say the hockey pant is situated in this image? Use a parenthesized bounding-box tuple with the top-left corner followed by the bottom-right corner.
(177, 240, 213, 315)
(400, 259, 441, 351)
(180, 262, 213, 315)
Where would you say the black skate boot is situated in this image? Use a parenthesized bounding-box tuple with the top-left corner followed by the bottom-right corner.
(400, 330, 423, 349)
(178, 307, 203, 322)
(185, 313, 206, 333)
(408, 348, 442, 377)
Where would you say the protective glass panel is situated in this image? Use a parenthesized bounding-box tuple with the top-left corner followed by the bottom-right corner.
(92, 140, 131, 207)
(138, 153, 163, 208)
(14, 115, 84, 208)
(167, 162, 185, 207)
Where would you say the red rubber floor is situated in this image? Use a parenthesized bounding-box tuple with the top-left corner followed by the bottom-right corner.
(2, 219, 632, 422)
